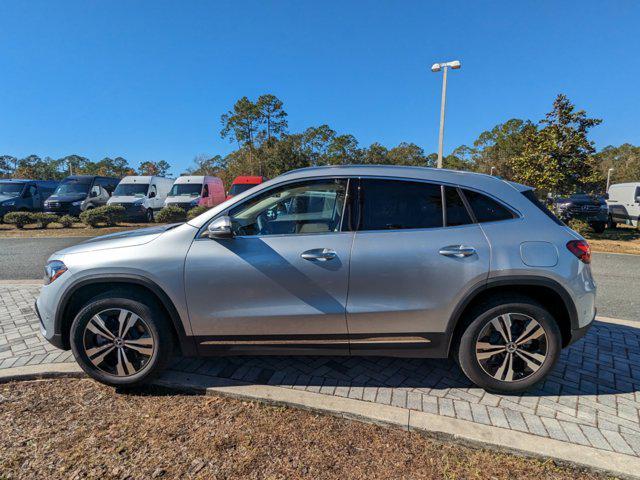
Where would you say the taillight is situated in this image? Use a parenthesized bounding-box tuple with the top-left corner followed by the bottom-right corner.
(567, 240, 591, 264)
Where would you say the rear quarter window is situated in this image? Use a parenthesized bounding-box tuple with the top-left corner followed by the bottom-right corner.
(461, 189, 515, 223)
(521, 189, 564, 226)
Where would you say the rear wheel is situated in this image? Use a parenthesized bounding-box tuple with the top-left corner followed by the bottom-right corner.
(608, 215, 617, 229)
(70, 291, 173, 387)
(457, 296, 561, 393)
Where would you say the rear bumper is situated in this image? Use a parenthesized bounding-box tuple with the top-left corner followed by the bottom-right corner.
(567, 309, 596, 346)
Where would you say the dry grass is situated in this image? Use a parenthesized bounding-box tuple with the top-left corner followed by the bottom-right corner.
(0, 222, 155, 238)
(0, 378, 608, 480)
(584, 224, 640, 255)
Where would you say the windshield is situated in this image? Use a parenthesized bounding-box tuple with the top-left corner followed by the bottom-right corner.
(169, 183, 201, 196)
(0, 183, 24, 197)
(229, 183, 258, 196)
(113, 183, 149, 197)
(54, 178, 91, 196)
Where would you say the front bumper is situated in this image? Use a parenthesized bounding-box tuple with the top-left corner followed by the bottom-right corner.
(35, 299, 66, 349)
(44, 204, 82, 216)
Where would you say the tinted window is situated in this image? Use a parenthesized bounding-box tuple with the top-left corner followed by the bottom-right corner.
(169, 183, 202, 196)
(359, 179, 442, 231)
(230, 179, 347, 236)
(0, 183, 24, 197)
(444, 187, 473, 226)
(462, 189, 515, 223)
(229, 183, 258, 196)
(114, 183, 149, 197)
(522, 190, 564, 226)
(54, 178, 91, 195)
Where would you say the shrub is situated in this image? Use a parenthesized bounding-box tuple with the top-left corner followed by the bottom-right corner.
(33, 213, 59, 229)
(156, 205, 187, 223)
(3, 211, 36, 229)
(567, 219, 590, 236)
(187, 205, 209, 220)
(80, 205, 126, 228)
(59, 215, 78, 228)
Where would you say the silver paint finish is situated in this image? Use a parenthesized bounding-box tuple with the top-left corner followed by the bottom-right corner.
(37, 165, 597, 354)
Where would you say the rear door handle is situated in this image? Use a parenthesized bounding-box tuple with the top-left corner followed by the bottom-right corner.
(439, 245, 476, 258)
(301, 248, 337, 261)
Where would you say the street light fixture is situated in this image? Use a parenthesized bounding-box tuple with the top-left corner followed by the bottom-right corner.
(431, 60, 461, 168)
(606, 168, 614, 192)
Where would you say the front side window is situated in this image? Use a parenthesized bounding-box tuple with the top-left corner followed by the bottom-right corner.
(462, 189, 515, 223)
(359, 179, 442, 231)
(229, 179, 348, 236)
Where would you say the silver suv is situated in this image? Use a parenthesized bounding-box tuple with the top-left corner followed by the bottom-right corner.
(36, 166, 596, 393)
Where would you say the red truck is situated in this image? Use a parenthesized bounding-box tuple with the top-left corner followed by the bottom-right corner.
(226, 176, 266, 200)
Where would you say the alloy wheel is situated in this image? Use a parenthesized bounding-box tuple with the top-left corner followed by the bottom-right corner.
(82, 308, 156, 377)
(475, 313, 548, 382)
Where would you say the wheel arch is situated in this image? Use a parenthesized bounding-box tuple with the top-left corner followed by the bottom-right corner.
(446, 276, 578, 356)
(55, 275, 197, 356)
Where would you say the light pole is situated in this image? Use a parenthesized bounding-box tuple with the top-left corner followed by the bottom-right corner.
(606, 168, 614, 192)
(431, 60, 461, 168)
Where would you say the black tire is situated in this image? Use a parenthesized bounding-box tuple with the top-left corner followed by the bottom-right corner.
(590, 221, 606, 234)
(146, 208, 154, 223)
(456, 295, 561, 393)
(70, 290, 174, 388)
(608, 215, 617, 230)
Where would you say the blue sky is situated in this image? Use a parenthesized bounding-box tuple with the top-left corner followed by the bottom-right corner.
(1, 0, 639, 174)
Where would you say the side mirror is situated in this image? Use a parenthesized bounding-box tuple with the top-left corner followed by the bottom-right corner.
(149, 191, 156, 198)
(207, 216, 234, 239)
(90, 190, 98, 198)
(603, 193, 609, 200)
(636, 196, 640, 203)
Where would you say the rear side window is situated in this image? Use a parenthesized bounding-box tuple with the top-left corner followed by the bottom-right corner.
(462, 189, 515, 223)
(521, 189, 564, 225)
(444, 187, 473, 226)
(359, 179, 442, 230)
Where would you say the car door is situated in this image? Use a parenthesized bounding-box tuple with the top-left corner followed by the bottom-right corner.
(346, 179, 490, 355)
(184, 177, 354, 354)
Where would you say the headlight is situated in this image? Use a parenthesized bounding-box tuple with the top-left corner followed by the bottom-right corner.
(3, 200, 16, 206)
(71, 200, 83, 206)
(44, 260, 67, 285)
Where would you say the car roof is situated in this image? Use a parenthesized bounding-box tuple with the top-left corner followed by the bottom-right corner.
(278, 165, 528, 192)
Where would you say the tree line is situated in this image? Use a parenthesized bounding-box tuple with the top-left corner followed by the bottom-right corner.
(3, 93, 639, 196)
(0, 155, 171, 180)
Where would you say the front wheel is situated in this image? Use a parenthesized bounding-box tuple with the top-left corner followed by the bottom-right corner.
(146, 208, 154, 223)
(457, 296, 561, 393)
(589, 221, 606, 234)
(70, 291, 173, 387)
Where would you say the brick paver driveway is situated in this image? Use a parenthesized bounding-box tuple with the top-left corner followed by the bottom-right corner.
(3, 284, 640, 457)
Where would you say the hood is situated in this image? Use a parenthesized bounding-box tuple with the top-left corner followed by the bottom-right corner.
(556, 195, 604, 206)
(165, 196, 200, 203)
(0, 195, 18, 204)
(46, 193, 86, 202)
(108, 195, 146, 204)
(55, 223, 183, 255)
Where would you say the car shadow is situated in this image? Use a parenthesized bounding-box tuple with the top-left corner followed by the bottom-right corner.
(154, 320, 640, 399)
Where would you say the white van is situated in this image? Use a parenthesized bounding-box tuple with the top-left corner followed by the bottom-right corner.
(607, 182, 640, 228)
(164, 175, 226, 210)
(108, 176, 174, 222)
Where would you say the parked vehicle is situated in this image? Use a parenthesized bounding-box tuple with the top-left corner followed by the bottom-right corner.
(0, 179, 59, 218)
(607, 182, 640, 229)
(551, 193, 608, 233)
(226, 175, 266, 199)
(107, 176, 174, 222)
(36, 166, 596, 393)
(164, 175, 225, 210)
(44, 175, 119, 216)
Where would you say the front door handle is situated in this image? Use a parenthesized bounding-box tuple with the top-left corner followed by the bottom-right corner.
(439, 245, 476, 258)
(301, 248, 337, 261)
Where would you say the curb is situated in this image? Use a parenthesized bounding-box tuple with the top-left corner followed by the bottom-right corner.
(1, 364, 636, 479)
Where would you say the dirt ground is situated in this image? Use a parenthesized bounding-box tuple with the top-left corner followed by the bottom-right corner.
(0, 222, 154, 238)
(0, 378, 608, 480)
(584, 225, 640, 255)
